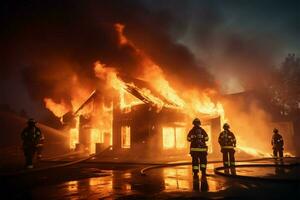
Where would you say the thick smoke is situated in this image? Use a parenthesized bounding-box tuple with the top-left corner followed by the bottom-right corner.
(1, 0, 215, 114)
(148, 0, 299, 93)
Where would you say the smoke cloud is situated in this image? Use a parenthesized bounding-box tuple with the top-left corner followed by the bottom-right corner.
(1, 0, 216, 113)
(142, 1, 299, 93)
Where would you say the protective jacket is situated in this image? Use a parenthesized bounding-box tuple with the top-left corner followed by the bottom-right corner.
(218, 130, 236, 149)
(272, 133, 284, 150)
(21, 126, 42, 149)
(187, 126, 208, 152)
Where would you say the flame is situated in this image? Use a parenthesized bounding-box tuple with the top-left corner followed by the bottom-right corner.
(237, 146, 271, 157)
(70, 116, 79, 149)
(93, 24, 227, 154)
(90, 128, 102, 154)
(44, 98, 69, 117)
(44, 74, 92, 118)
(43, 23, 279, 158)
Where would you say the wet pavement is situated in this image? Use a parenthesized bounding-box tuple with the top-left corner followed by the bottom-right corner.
(21, 159, 299, 199)
(0, 157, 299, 199)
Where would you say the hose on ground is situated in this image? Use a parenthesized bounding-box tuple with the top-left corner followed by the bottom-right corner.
(214, 162, 300, 183)
(0, 146, 112, 177)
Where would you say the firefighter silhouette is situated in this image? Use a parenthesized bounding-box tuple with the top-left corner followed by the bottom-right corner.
(272, 128, 284, 160)
(187, 118, 209, 177)
(21, 119, 43, 168)
(218, 123, 236, 167)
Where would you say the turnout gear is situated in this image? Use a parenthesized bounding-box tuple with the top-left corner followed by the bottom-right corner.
(272, 129, 284, 159)
(223, 123, 230, 129)
(187, 122, 209, 175)
(192, 118, 201, 126)
(218, 124, 236, 167)
(21, 119, 43, 168)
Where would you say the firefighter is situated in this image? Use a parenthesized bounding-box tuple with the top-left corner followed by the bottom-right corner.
(271, 128, 284, 159)
(218, 123, 236, 167)
(187, 118, 209, 177)
(21, 118, 43, 168)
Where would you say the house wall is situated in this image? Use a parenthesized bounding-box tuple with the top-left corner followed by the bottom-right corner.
(112, 104, 221, 157)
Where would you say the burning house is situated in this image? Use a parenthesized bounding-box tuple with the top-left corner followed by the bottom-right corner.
(62, 76, 222, 158)
(45, 24, 226, 159)
(42, 23, 293, 160)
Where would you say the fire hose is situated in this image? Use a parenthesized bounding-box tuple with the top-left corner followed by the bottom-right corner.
(0, 146, 113, 177)
(140, 157, 300, 183)
(214, 162, 300, 183)
(140, 157, 276, 175)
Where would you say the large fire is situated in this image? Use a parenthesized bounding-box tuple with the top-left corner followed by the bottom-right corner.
(43, 23, 273, 157)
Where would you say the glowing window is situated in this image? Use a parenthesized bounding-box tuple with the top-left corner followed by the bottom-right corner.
(163, 127, 175, 149)
(175, 127, 186, 149)
(163, 127, 187, 149)
(121, 126, 131, 148)
(70, 128, 79, 150)
(90, 129, 103, 154)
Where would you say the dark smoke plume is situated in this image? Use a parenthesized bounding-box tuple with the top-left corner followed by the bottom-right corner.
(1, 0, 215, 112)
(162, 0, 299, 93)
(1, 0, 299, 116)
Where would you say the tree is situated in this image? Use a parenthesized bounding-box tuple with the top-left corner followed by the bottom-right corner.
(269, 54, 300, 117)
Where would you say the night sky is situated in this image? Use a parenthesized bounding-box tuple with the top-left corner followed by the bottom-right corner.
(0, 0, 299, 118)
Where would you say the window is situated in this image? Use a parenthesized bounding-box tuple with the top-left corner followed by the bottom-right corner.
(90, 129, 103, 154)
(70, 128, 79, 150)
(121, 126, 131, 148)
(163, 127, 186, 149)
(175, 127, 186, 149)
(163, 127, 175, 149)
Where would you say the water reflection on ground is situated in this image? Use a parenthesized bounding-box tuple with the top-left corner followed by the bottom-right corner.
(32, 161, 300, 199)
(33, 164, 230, 199)
(221, 165, 300, 179)
(161, 165, 227, 192)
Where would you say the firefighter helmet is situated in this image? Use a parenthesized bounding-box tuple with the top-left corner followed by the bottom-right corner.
(223, 123, 230, 129)
(193, 118, 201, 126)
(27, 118, 37, 125)
(273, 128, 278, 133)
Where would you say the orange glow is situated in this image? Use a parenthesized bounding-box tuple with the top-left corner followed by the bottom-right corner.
(43, 23, 283, 157)
(121, 126, 131, 149)
(44, 98, 69, 117)
(66, 180, 78, 193)
(44, 73, 92, 118)
(163, 127, 175, 149)
(163, 168, 191, 190)
(93, 24, 228, 153)
(69, 117, 79, 149)
(90, 128, 102, 154)
(237, 146, 271, 157)
(175, 127, 186, 149)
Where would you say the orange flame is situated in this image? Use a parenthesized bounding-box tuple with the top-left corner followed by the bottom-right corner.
(44, 98, 70, 117)
(43, 23, 276, 157)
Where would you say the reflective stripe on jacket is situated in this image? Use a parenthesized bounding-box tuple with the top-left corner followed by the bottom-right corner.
(218, 130, 236, 148)
(272, 133, 284, 148)
(187, 126, 208, 151)
(190, 147, 208, 152)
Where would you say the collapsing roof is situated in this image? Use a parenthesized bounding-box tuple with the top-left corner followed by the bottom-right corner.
(73, 75, 181, 116)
